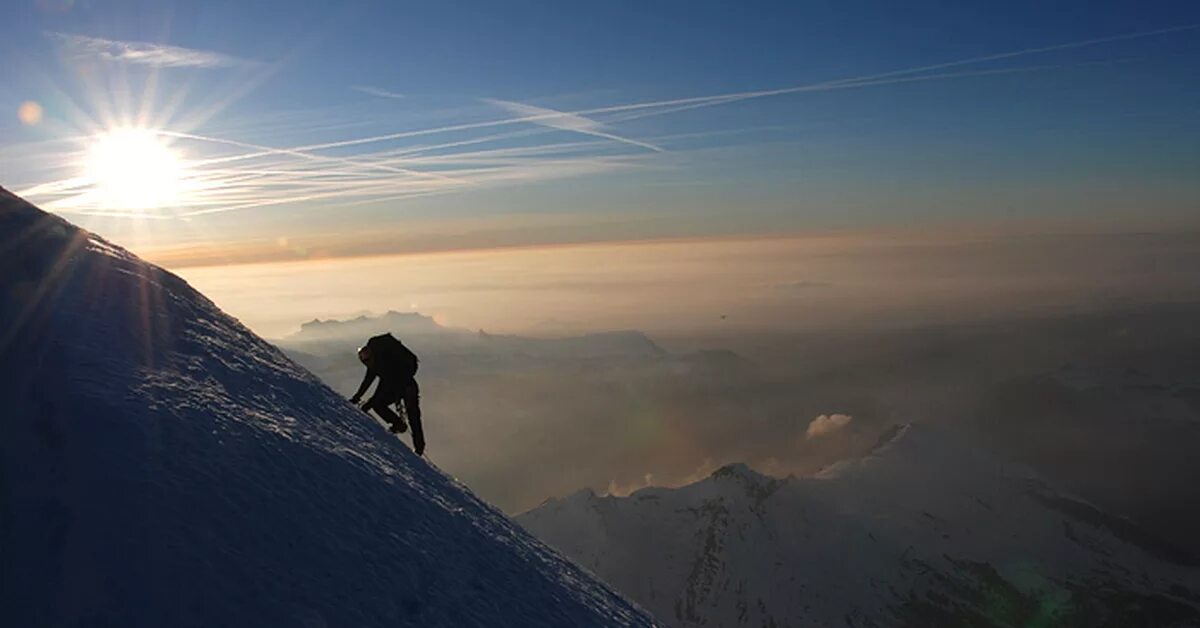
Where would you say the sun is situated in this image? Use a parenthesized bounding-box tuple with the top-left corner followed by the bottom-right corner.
(83, 128, 186, 211)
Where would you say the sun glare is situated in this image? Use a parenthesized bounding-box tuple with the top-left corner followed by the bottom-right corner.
(84, 128, 185, 211)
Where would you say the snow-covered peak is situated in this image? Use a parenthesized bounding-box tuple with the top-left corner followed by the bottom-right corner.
(564, 486, 600, 504)
(709, 461, 760, 481)
(0, 187, 656, 627)
(520, 421, 1200, 627)
(706, 462, 782, 498)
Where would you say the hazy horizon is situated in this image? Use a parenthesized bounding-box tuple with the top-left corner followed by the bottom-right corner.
(176, 226, 1200, 339)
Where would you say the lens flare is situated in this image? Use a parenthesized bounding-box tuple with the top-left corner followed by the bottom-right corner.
(18, 101, 44, 126)
(83, 128, 185, 211)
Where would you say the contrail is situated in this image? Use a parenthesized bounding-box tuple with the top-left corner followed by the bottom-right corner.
(563, 22, 1200, 117)
(34, 23, 1196, 219)
(820, 21, 1200, 86)
(160, 130, 470, 185)
(177, 179, 440, 217)
(596, 61, 1091, 127)
(482, 98, 664, 152)
(196, 22, 1198, 161)
(352, 85, 407, 100)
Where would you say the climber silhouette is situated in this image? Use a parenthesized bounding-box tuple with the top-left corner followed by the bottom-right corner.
(350, 333, 425, 455)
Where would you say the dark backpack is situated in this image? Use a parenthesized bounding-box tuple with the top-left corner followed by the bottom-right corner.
(367, 333, 419, 375)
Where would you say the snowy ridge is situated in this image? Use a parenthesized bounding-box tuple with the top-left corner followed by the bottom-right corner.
(520, 423, 1200, 627)
(0, 187, 656, 627)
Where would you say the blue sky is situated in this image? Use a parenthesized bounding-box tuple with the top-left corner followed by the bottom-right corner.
(2, 0, 1199, 266)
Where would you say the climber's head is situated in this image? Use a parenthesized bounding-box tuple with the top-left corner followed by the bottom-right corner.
(357, 345, 372, 365)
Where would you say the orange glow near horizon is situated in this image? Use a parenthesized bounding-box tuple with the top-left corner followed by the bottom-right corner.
(175, 229, 1200, 341)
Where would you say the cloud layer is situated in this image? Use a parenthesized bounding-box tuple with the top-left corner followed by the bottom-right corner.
(48, 32, 250, 68)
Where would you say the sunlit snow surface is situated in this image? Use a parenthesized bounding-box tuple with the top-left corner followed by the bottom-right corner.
(0, 187, 656, 627)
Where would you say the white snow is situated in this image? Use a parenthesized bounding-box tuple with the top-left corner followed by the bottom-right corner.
(520, 423, 1200, 627)
(0, 187, 657, 627)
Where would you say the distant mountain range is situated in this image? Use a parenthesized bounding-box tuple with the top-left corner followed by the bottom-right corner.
(283, 310, 666, 360)
(519, 424, 1200, 627)
(274, 310, 759, 517)
(289, 310, 448, 341)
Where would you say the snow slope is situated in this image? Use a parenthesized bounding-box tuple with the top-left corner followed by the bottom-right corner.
(520, 424, 1200, 627)
(0, 187, 656, 627)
